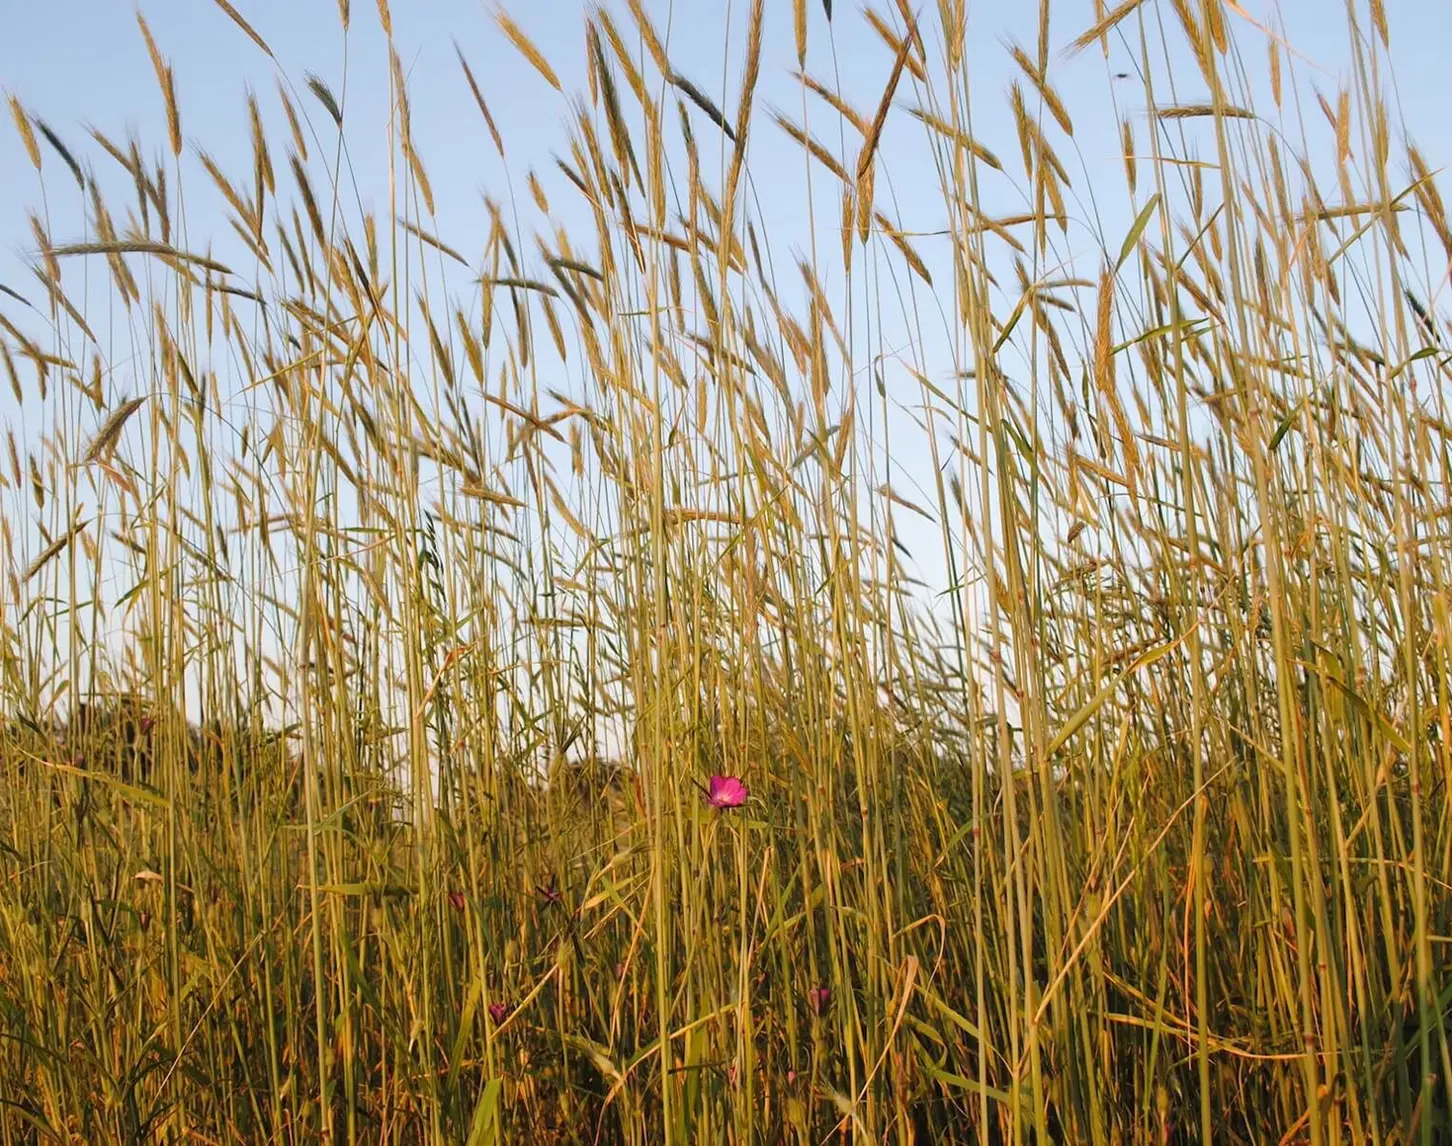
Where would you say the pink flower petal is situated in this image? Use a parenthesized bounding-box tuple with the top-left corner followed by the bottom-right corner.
(706, 774, 748, 809)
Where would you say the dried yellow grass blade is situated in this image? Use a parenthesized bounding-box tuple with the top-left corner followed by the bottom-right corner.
(1068, 0, 1148, 56)
(397, 217, 468, 267)
(891, 0, 926, 61)
(7, 96, 41, 172)
(494, 7, 562, 91)
(1205, 0, 1227, 54)
(543, 474, 591, 541)
(136, 12, 182, 157)
(459, 484, 525, 510)
(1075, 454, 1132, 488)
(773, 113, 850, 183)
(32, 269, 99, 346)
(82, 397, 147, 465)
(1008, 43, 1073, 137)
(484, 391, 567, 442)
(863, 6, 925, 83)
(454, 44, 506, 159)
(306, 73, 343, 127)
(209, 0, 274, 57)
(484, 276, 559, 298)
(1094, 265, 1117, 397)
(276, 78, 307, 160)
(733, 0, 764, 147)
(873, 211, 932, 285)
(387, 47, 435, 215)
(1335, 89, 1350, 165)
(1301, 200, 1409, 224)
(24, 518, 87, 582)
(879, 485, 936, 524)
(624, 0, 671, 78)
(661, 508, 745, 527)
(1156, 104, 1255, 120)
(672, 72, 736, 142)
(793, 72, 869, 136)
(48, 240, 234, 277)
(548, 256, 604, 282)
(1121, 119, 1137, 194)
(907, 107, 1003, 169)
(585, 23, 642, 191)
(593, 7, 648, 111)
(854, 34, 913, 241)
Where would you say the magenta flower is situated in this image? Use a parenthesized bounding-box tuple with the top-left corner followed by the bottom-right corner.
(487, 1001, 513, 1026)
(537, 882, 562, 905)
(447, 890, 466, 911)
(808, 986, 831, 1015)
(706, 774, 748, 809)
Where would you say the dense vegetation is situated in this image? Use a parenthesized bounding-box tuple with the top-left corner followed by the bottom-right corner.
(1, 0, 1449, 1141)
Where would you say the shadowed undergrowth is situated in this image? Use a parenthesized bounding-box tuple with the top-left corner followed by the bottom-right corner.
(1, 0, 1451, 1142)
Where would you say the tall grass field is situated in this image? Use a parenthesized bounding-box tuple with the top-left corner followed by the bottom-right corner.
(0, 0, 1449, 1141)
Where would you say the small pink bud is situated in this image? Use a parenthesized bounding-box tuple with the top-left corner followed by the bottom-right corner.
(808, 986, 831, 1015)
(487, 1001, 513, 1026)
(447, 890, 466, 911)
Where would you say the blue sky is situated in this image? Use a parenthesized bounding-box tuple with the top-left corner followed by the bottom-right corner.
(0, 0, 1449, 710)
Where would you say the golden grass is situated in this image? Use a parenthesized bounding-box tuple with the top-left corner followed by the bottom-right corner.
(0, 0, 1449, 1142)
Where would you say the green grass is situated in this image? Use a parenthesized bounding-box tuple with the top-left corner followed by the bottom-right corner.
(1, 0, 1450, 1141)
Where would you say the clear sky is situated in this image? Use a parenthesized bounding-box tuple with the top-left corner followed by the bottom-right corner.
(0, 0, 1449, 691)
